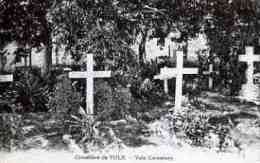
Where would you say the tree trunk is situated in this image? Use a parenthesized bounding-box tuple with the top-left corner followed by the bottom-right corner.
(138, 29, 148, 66)
(55, 45, 59, 66)
(183, 40, 188, 60)
(24, 56, 28, 67)
(29, 48, 32, 69)
(43, 26, 53, 75)
(0, 50, 7, 72)
(0, 54, 4, 72)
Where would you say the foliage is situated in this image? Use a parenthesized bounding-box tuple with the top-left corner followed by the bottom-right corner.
(48, 0, 208, 68)
(0, 0, 207, 64)
(66, 107, 94, 145)
(0, 68, 51, 113)
(202, 0, 260, 94)
(0, 112, 75, 151)
(0, 0, 51, 46)
(13, 69, 50, 112)
(1, 0, 260, 78)
(166, 102, 241, 151)
(0, 114, 24, 151)
(48, 73, 82, 114)
(0, 83, 17, 113)
(0, 0, 60, 74)
(117, 61, 166, 105)
(167, 107, 211, 146)
(49, 0, 137, 71)
(95, 80, 131, 121)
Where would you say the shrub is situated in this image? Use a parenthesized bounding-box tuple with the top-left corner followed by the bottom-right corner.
(94, 80, 132, 121)
(167, 107, 211, 146)
(66, 107, 94, 145)
(0, 86, 18, 113)
(183, 112, 210, 146)
(14, 70, 50, 112)
(48, 74, 82, 115)
(166, 101, 242, 152)
(0, 114, 24, 151)
(47, 73, 82, 137)
(0, 69, 50, 113)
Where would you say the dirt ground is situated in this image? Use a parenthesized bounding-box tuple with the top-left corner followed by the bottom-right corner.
(1, 92, 260, 163)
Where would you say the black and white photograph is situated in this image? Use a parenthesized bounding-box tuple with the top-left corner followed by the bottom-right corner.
(0, 0, 260, 162)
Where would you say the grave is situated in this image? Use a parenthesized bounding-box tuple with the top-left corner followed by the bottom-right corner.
(69, 53, 111, 115)
(202, 64, 219, 89)
(239, 46, 260, 104)
(154, 51, 198, 110)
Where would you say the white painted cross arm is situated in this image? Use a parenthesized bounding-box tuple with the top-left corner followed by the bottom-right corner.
(154, 74, 173, 80)
(154, 67, 198, 79)
(154, 68, 172, 79)
(154, 68, 177, 80)
(0, 74, 13, 82)
(239, 55, 260, 62)
(178, 68, 198, 74)
(69, 71, 111, 79)
(239, 46, 260, 62)
(153, 67, 176, 94)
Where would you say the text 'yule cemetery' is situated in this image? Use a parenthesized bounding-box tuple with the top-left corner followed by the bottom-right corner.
(1, 46, 260, 114)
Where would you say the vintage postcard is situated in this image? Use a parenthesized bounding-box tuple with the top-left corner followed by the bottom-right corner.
(0, 0, 260, 162)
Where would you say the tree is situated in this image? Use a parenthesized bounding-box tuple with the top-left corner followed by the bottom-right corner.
(0, 0, 57, 74)
(50, 0, 138, 70)
(50, 0, 207, 68)
(111, 0, 206, 64)
(202, 0, 260, 95)
(0, 0, 208, 73)
(0, 50, 7, 72)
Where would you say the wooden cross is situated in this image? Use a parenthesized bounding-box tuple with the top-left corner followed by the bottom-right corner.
(154, 51, 198, 110)
(69, 54, 111, 115)
(0, 74, 13, 83)
(239, 46, 260, 84)
(202, 64, 215, 89)
(171, 51, 198, 110)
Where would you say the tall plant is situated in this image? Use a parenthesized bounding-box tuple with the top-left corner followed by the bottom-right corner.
(13, 69, 50, 112)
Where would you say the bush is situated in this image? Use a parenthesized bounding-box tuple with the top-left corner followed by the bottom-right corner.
(48, 74, 82, 115)
(0, 69, 51, 113)
(0, 114, 24, 151)
(165, 101, 243, 152)
(13, 69, 50, 112)
(47, 73, 83, 137)
(167, 107, 211, 146)
(0, 86, 18, 113)
(66, 107, 95, 145)
(95, 80, 133, 121)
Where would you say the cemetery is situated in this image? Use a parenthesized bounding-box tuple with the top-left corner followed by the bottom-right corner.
(0, 0, 260, 162)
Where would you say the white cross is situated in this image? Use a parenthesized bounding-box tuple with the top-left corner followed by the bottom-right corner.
(154, 67, 174, 94)
(0, 74, 13, 83)
(202, 64, 214, 89)
(69, 54, 111, 115)
(154, 51, 198, 110)
(173, 51, 198, 110)
(239, 46, 260, 84)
